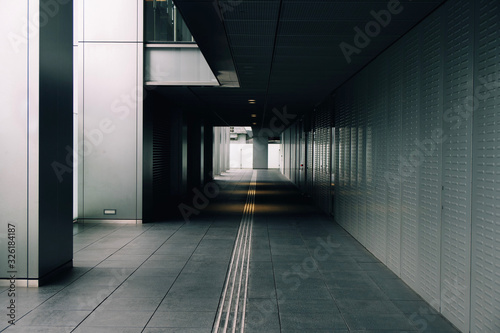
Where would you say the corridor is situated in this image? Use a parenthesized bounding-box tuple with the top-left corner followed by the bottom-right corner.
(1, 170, 458, 332)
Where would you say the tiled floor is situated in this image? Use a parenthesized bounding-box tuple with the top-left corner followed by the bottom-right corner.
(0, 170, 459, 332)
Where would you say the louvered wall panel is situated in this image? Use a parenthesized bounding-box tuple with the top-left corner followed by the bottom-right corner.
(349, 86, 358, 238)
(312, 104, 332, 215)
(441, 1, 474, 331)
(356, 77, 367, 246)
(307, 129, 314, 194)
(334, 111, 340, 220)
(313, 112, 319, 204)
(152, 111, 171, 217)
(400, 30, 421, 290)
(336, 90, 348, 228)
(471, 1, 500, 332)
(322, 108, 331, 214)
(386, 43, 403, 276)
(364, 66, 376, 255)
(340, 88, 349, 231)
(417, 10, 443, 307)
(341, 87, 352, 232)
(287, 128, 292, 179)
(291, 126, 294, 181)
(292, 124, 297, 183)
(372, 56, 388, 263)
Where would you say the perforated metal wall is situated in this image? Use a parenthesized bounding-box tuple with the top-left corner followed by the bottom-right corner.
(471, 1, 500, 332)
(385, 42, 403, 276)
(417, 9, 443, 308)
(371, 55, 388, 264)
(279, 2, 499, 331)
(441, 1, 474, 330)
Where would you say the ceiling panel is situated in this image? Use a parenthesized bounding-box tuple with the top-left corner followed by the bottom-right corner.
(164, 0, 447, 127)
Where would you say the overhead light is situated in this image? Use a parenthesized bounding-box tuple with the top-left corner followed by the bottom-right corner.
(248, 99, 256, 104)
(252, 122, 257, 125)
(251, 114, 257, 118)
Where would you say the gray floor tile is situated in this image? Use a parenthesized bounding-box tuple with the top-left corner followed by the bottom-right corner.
(344, 312, 418, 331)
(335, 299, 402, 314)
(3, 326, 73, 333)
(80, 310, 153, 327)
(280, 311, 348, 330)
(99, 296, 163, 311)
(278, 298, 339, 313)
(147, 311, 215, 328)
(3, 170, 463, 333)
(15, 309, 91, 327)
(158, 296, 220, 312)
(330, 287, 389, 301)
(144, 329, 211, 333)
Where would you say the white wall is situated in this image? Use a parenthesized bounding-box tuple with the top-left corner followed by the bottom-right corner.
(230, 144, 253, 169)
(268, 144, 280, 169)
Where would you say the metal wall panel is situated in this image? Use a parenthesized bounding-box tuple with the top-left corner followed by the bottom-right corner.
(386, 43, 403, 276)
(0, 0, 30, 279)
(441, 1, 474, 331)
(363, 64, 376, 256)
(356, 77, 367, 246)
(79, 0, 143, 221)
(372, 55, 388, 263)
(82, 43, 139, 219)
(83, 0, 139, 42)
(338, 88, 349, 231)
(349, 85, 358, 238)
(417, 10, 443, 307)
(471, 1, 500, 332)
(278, 2, 500, 331)
(399, 30, 421, 290)
(307, 129, 314, 194)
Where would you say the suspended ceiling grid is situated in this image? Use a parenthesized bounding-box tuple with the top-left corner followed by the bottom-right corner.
(159, 0, 446, 128)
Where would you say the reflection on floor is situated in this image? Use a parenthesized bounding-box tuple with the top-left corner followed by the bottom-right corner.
(0, 170, 459, 332)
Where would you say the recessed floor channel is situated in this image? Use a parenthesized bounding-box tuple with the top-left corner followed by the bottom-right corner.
(0, 170, 459, 332)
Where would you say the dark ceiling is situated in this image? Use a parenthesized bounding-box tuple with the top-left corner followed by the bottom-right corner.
(156, 0, 446, 131)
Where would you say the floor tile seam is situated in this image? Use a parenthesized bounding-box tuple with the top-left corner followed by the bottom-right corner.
(72, 222, 106, 237)
(7, 223, 161, 330)
(137, 218, 217, 333)
(262, 173, 342, 331)
(67, 221, 193, 332)
(293, 190, 421, 331)
(258, 174, 283, 333)
(73, 223, 154, 254)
